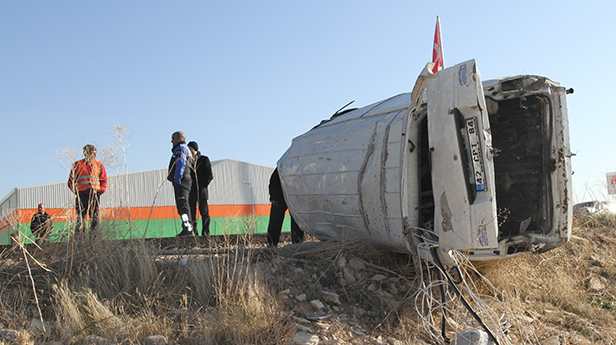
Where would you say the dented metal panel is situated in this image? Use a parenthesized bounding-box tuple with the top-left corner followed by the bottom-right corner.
(278, 94, 414, 251)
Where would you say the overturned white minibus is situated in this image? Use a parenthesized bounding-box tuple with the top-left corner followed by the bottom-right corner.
(278, 60, 572, 260)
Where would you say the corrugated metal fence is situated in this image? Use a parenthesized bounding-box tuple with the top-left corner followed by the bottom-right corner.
(1, 159, 274, 211)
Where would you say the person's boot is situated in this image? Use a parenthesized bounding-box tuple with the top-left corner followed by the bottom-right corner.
(177, 214, 194, 237)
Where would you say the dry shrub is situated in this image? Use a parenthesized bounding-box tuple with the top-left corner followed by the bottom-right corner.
(473, 223, 616, 344)
(62, 236, 164, 302)
(574, 212, 616, 229)
(185, 235, 293, 345)
(15, 331, 34, 345)
(195, 270, 293, 345)
(123, 311, 173, 342)
(53, 283, 86, 339)
(52, 282, 173, 344)
(0, 288, 31, 330)
(186, 263, 213, 308)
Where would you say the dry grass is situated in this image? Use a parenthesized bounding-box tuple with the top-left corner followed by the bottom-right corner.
(1, 230, 294, 345)
(574, 212, 616, 229)
(3, 212, 616, 345)
(473, 222, 616, 344)
(188, 234, 294, 345)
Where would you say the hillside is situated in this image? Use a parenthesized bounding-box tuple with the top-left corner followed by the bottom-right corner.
(0, 214, 615, 345)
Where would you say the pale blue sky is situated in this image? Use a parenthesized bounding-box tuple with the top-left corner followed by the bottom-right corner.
(1, 0, 614, 202)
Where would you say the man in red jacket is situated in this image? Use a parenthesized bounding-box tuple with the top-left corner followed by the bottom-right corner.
(67, 144, 108, 234)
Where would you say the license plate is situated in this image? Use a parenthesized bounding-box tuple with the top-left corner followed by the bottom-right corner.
(465, 118, 486, 192)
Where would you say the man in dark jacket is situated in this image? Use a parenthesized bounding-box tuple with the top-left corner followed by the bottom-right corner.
(187, 141, 213, 236)
(267, 168, 304, 247)
(30, 203, 52, 242)
(168, 131, 194, 237)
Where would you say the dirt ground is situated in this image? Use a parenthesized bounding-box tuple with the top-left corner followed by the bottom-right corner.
(1, 214, 616, 345)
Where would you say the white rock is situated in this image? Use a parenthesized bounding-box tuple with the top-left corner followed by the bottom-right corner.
(293, 331, 320, 345)
(342, 267, 357, 285)
(387, 337, 405, 345)
(337, 256, 347, 269)
(296, 293, 307, 302)
(310, 299, 326, 310)
(144, 335, 168, 345)
(451, 329, 490, 345)
(371, 274, 387, 281)
(30, 318, 47, 334)
(80, 335, 114, 345)
(348, 257, 366, 271)
(588, 276, 606, 292)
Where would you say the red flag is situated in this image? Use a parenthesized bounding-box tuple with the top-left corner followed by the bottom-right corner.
(431, 16, 444, 74)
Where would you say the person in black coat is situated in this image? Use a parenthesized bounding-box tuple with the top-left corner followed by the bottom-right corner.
(30, 203, 52, 242)
(187, 141, 213, 236)
(267, 168, 304, 247)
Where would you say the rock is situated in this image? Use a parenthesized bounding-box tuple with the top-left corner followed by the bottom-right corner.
(569, 334, 592, 345)
(451, 329, 490, 345)
(315, 321, 330, 330)
(542, 335, 561, 345)
(295, 302, 314, 316)
(46, 342, 64, 345)
(29, 318, 47, 334)
(310, 299, 326, 310)
(144, 335, 168, 345)
(348, 257, 366, 271)
(280, 289, 291, 295)
(295, 323, 313, 333)
(588, 276, 606, 292)
(293, 316, 311, 325)
(305, 311, 332, 321)
(321, 290, 341, 305)
(80, 335, 114, 345)
(296, 293, 307, 302)
(0, 329, 18, 344)
(337, 256, 347, 269)
(342, 266, 357, 285)
(352, 306, 366, 316)
(387, 337, 404, 345)
(371, 274, 387, 281)
(294, 267, 305, 274)
(293, 331, 320, 345)
(350, 327, 367, 336)
(368, 283, 377, 291)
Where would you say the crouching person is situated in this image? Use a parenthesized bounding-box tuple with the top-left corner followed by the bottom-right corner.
(168, 131, 195, 237)
(267, 168, 304, 247)
(30, 203, 52, 243)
